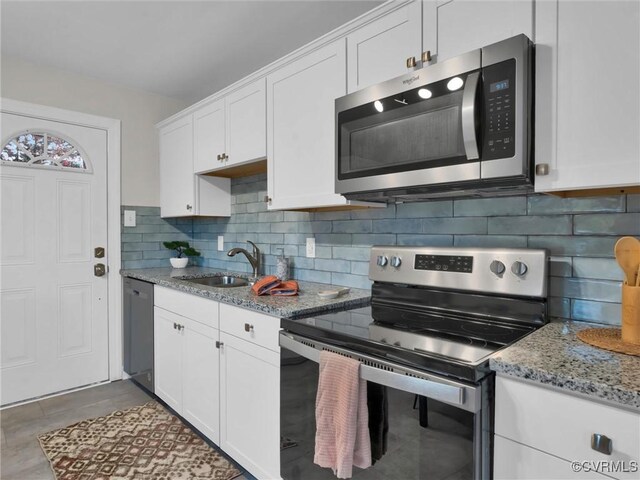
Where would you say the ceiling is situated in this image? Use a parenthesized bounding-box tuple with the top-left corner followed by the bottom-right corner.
(1, 1, 383, 103)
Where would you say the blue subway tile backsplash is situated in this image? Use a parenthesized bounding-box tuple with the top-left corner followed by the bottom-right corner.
(122, 173, 636, 326)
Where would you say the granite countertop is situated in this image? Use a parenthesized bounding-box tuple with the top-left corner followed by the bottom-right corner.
(490, 321, 640, 410)
(121, 267, 370, 319)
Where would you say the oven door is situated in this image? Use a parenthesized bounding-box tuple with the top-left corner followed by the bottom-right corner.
(280, 332, 492, 480)
(335, 50, 483, 195)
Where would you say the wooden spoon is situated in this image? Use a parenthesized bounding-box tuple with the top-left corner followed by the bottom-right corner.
(614, 236, 640, 285)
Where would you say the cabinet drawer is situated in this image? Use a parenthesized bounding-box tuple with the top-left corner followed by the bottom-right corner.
(154, 285, 219, 329)
(494, 435, 608, 479)
(219, 303, 280, 352)
(496, 376, 640, 479)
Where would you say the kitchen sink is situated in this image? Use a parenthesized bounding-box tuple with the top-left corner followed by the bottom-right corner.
(184, 276, 249, 288)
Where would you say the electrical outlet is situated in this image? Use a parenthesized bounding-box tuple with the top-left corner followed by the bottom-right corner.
(217, 236, 224, 251)
(306, 237, 316, 258)
(124, 210, 136, 227)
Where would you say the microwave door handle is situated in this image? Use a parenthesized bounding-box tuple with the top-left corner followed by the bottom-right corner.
(461, 71, 481, 160)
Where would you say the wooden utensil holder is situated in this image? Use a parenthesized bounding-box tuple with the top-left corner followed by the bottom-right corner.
(622, 284, 640, 345)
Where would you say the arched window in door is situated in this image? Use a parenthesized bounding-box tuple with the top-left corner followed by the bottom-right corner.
(1, 131, 91, 172)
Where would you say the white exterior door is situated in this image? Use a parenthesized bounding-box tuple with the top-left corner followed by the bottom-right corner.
(1, 112, 109, 406)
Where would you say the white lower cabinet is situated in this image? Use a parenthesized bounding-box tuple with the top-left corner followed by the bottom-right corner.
(153, 290, 281, 479)
(154, 305, 220, 444)
(494, 376, 640, 480)
(219, 305, 281, 480)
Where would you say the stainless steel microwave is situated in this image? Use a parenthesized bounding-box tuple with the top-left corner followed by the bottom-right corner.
(335, 34, 533, 202)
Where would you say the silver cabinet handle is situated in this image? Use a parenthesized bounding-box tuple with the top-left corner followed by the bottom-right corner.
(591, 433, 613, 455)
(461, 71, 481, 160)
(421, 50, 432, 63)
(406, 56, 417, 68)
(244, 323, 254, 333)
(535, 163, 550, 176)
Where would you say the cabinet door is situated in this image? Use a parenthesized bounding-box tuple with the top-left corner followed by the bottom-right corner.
(153, 307, 183, 412)
(159, 117, 195, 218)
(182, 316, 220, 444)
(226, 78, 267, 167)
(535, 0, 640, 192)
(220, 332, 280, 480)
(494, 435, 608, 480)
(194, 99, 226, 174)
(347, 1, 422, 93)
(423, 0, 533, 63)
(267, 40, 349, 210)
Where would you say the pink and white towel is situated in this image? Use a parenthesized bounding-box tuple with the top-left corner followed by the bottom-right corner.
(314, 350, 372, 479)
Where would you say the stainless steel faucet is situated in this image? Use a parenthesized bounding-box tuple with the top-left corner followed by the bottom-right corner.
(227, 240, 261, 279)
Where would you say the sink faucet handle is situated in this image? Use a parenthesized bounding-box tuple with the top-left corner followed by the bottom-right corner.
(246, 240, 259, 255)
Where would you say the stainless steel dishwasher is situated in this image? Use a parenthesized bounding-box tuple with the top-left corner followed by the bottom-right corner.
(123, 277, 154, 392)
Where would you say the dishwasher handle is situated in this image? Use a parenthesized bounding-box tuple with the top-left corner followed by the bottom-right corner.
(279, 331, 480, 413)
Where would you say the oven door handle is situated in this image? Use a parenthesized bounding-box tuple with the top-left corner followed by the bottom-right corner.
(280, 332, 480, 412)
(461, 71, 481, 160)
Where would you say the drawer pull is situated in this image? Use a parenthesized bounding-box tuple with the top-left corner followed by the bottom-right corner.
(591, 433, 612, 455)
(244, 323, 254, 333)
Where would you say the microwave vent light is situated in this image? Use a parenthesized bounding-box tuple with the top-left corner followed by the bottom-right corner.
(418, 88, 432, 99)
(374, 100, 384, 112)
(447, 77, 464, 91)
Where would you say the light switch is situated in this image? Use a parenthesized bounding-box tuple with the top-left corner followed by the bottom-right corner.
(306, 237, 316, 258)
(218, 236, 224, 251)
(124, 210, 136, 227)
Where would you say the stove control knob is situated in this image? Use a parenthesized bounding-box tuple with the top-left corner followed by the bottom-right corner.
(390, 256, 402, 268)
(490, 260, 506, 275)
(511, 261, 528, 277)
(376, 255, 388, 267)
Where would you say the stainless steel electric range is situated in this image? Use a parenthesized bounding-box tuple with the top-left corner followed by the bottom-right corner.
(280, 246, 548, 480)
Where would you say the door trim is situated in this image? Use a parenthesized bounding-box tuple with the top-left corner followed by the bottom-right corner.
(1, 98, 123, 382)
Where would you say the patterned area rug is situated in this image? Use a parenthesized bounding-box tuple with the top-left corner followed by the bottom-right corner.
(38, 401, 242, 480)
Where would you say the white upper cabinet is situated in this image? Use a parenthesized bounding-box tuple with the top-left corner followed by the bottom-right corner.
(193, 98, 225, 174)
(193, 79, 267, 174)
(534, 0, 640, 193)
(267, 39, 368, 210)
(159, 116, 230, 218)
(347, 1, 422, 93)
(159, 116, 195, 218)
(423, 0, 533, 63)
(225, 78, 267, 167)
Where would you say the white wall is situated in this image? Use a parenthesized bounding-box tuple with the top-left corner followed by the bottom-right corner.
(1, 55, 187, 206)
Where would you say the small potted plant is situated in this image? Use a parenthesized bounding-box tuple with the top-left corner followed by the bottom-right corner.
(163, 241, 201, 268)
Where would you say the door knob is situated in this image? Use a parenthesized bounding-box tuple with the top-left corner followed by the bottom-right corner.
(406, 56, 417, 68)
(94, 263, 106, 277)
(186, 204, 193, 211)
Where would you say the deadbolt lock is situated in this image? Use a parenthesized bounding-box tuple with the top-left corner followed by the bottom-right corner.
(94, 263, 106, 277)
(95, 247, 105, 258)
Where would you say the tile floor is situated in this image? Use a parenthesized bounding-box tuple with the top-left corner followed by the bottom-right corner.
(0, 380, 247, 480)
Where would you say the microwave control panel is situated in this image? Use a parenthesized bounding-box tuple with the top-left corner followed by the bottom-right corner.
(483, 59, 516, 160)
